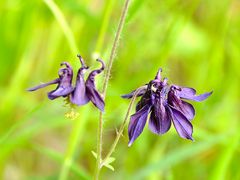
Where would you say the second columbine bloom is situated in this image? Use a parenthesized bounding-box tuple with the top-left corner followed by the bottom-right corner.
(122, 69, 212, 146)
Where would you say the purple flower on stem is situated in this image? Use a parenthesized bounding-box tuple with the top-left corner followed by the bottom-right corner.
(122, 68, 212, 146)
(28, 55, 105, 111)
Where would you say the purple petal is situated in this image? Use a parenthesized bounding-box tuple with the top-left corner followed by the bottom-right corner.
(168, 87, 195, 120)
(182, 91, 213, 102)
(121, 85, 147, 99)
(136, 86, 155, 112)
(27, 78, 60, 91)
(85, 59, 105, 111)
(77, 54, 89, 69)
(86, 87, 105, 111)
(167, 106, 193, 140)
(136, 93, 152, 112)
(128, 105, 151, 146)
(60, 62, 73, 75)
(48, 68, 74, 100)
(48, 86, 74, 100)
(154, 68, 162, 81)
(170, 97, 195, 121)
(175, 86, 213, 102)
(70, 68, 90, 106)
(179, 101, 195, 120)
(149, 98, 171, 135)
(176, 86, 196, 97)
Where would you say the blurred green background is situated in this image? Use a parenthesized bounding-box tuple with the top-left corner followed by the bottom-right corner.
(0, 0, 240, 179)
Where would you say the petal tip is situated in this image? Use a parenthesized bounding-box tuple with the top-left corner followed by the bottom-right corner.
(97, 102, 105, 112)
(95, 102, 104, 112)
(128, 141, 133, 147)
(121, 94, 131, 99)
(187, 136, 194, 141)
(200, 91, 213, 101)
(27, 88, 34, 91)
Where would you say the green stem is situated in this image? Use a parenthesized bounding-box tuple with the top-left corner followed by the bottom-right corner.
(101, 88, 141, 167)
(94, 112, 104, 179)
(94, 0, 131, 179)
(102, 0, 131, 98)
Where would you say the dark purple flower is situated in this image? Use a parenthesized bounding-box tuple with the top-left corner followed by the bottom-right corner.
(122, 68, 212, 146)
(28, 55, 105, 111)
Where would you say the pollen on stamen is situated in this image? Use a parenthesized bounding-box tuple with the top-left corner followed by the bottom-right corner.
(63, 97, 79, 120)
(65, 108, 79, 120)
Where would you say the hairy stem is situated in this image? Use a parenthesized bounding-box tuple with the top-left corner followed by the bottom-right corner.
(94, 0, 131, 179)
(102, 0, 131, 98)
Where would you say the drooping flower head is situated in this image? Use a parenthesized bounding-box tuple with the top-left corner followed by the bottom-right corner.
(122, 68, 212, 146)
(28, 55, 105, 111)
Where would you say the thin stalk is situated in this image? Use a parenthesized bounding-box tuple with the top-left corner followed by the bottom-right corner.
(102, 0, 131, 99)
(101, 88, 141, 167)
(94, 0, 131, 179)
(94, 112, 104, 179)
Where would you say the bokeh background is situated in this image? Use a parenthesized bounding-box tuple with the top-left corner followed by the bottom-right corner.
(0, 0, 240, 179)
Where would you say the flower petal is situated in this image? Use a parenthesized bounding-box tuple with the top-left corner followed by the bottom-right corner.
(149, 98, 171, 135)
(121, 85, 147, 99)
(48, 86, 74, 100)
(176, 86, 213, 102)
(171, 100, 195, 121)
(182, 91, 213, 102)
(168, 87, 195, 120)
(86, 87, 105, 111)
(70, 68, 90, 106)
(176, 86, 196, 97)
(27, 78, 60, 91)
(179, 101, 195, 120)
(154, 68, 162, 81)
(136, 85, 155, 112)
(60, 62, 73, 75)
(128, 105, 151, 146)
(47, 68, 74, 100)
(168, 107, 193, 140)
(85, 59, 105, 111)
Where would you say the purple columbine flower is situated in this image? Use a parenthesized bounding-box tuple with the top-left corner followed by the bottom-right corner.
(28, 55, 105, 112)
(122, 68, 212, 146)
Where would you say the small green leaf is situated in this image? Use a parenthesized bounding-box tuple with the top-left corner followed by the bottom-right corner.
(91, 151, 98, 159)
(104, 164, 115, 171)
(105, 157, 115, 164)
(102, 156, 115, 171)
(92, 151, 115, 171)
